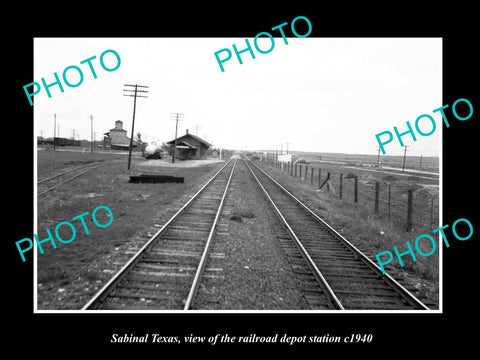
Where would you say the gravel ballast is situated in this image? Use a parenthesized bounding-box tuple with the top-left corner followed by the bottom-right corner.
(194, 160, 311, 310)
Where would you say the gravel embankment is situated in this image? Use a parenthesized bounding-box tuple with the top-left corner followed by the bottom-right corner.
(194, 160, 310, 310)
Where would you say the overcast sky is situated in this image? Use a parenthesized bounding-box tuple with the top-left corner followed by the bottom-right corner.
(33, 37, 442, 156)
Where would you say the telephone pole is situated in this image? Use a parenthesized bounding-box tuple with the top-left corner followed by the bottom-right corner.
(402, 145, 409, 172)
(123, 84, 149, 170)
(376, 147, 381, 167)
(194, 123, 201, 136)
(170, 113, 184, 163)
(53, 113, 56, 151)
(90, 115, 94, 153)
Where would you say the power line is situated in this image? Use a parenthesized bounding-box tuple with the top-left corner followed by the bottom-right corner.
(123, 84, 149, 170)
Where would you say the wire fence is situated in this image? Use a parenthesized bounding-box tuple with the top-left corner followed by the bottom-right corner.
(262, 158, 440, 234)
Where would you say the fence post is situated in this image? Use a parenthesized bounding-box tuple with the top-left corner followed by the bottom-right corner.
(339, 173, 343, 199)
(430, 197, 434, 229)
(318, 168, 322, 188)
(299, 164, 302, 180)
(374, 181, 380, 213)
(305, 165, 308, 182)
(406, 189, 413, 232)
(311, 167, 314, 185)
(354, 175, 358, 203)
(295, 164, 297, 177)
(388, 185, 391, 217)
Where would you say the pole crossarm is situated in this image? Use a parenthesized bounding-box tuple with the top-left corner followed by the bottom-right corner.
(123, 89, 149, 93)
(124, 84, 149, 88)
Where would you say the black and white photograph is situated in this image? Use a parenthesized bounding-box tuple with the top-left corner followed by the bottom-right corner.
(33, 37, 442, 312)
(6, 6, 478, 355)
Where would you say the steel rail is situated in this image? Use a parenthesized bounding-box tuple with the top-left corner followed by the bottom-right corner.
(82, 159, 233, 310)
(245, 160, 345, 310)
(37, 163, 101, 185)
(247, 159, 430, 310)
(37, 162, 119, 197)
(38, 167, 99, 197)
(183, 159, 237, 310)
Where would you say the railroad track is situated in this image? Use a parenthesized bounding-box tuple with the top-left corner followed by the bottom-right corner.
(82, 159, 236, 310)
(37, 162, 111, 197)
(245, 159, 429, 310)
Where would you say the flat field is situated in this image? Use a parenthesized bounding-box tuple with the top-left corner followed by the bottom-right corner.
(293, 150, 439, 173)
(36, 149, 225, 309)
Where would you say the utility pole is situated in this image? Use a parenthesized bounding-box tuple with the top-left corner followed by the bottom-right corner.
(419, 154, 423, 171)
(402, 145, 409, 172)
(123, 84, 149, 170)
(90, 115, 94, 153)
(170, 113, 184, 163)
(53, 113, 56, 151)
(194, 123, 201, 136)
(376, 147, 381, 167)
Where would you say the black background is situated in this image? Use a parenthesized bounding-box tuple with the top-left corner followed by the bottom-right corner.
(6, 4, 478, 355)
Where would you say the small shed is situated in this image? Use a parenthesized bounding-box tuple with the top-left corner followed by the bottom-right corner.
(166, 130, 212, 160)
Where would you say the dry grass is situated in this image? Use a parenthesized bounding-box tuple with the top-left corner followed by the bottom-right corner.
(36, 149, 225, 309)
(256, 160, 439, 308)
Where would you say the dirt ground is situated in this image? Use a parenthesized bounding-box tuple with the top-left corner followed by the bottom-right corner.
(35, 150, 438, 310)
(139, 158, 224, 168)
(36, 150, 225, 310)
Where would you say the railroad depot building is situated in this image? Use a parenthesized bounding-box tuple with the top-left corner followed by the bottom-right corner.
(103, 120, 143, 151)
(167, 130, 212, 160)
